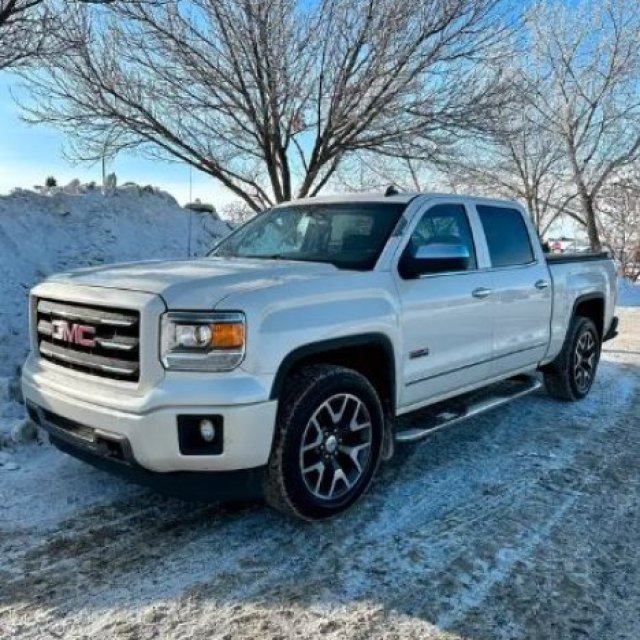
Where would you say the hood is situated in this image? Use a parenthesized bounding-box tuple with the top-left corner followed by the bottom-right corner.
(46, 256, 342, 309)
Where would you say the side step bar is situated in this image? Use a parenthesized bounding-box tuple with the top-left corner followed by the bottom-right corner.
(395, 376, 543, 444)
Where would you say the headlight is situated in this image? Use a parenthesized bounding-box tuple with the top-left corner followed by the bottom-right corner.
(160, 312, 246, 371)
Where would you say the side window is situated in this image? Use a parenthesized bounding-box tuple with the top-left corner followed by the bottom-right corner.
(477, 205, 535, 267)
(404, 203, 477, 273)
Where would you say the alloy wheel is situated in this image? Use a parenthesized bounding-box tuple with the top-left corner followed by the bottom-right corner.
(574, 329, 597, 393)
(298, 393, 373, 501)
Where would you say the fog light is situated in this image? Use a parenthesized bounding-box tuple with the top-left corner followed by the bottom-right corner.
(199, 419, 216, 442)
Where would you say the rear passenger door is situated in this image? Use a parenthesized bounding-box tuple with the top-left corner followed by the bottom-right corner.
(475, 204, 552, 376)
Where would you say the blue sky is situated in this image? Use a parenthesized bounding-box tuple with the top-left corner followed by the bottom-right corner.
(0, 74, 231, 205)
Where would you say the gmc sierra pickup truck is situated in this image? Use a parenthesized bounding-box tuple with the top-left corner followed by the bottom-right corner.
(23, 192, 618, 520)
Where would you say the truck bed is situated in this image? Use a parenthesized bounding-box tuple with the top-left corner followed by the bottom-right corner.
(545, 251, 617, 360)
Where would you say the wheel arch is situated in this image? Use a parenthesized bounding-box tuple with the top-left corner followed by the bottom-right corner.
(571, 293, 605, 339)
(269, 333, 397, 416)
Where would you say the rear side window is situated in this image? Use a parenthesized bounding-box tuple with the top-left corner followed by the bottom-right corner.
(477, 205, 534, 268)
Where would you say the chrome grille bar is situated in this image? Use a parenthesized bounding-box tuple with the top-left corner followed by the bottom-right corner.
(37, 299, 137, 327)
(36, 297, 140, 382)
(39, 341, 139, 376)
(94, 336, 138, 351)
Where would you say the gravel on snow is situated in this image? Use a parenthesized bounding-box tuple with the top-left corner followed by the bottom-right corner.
(0, 311, 638, 640)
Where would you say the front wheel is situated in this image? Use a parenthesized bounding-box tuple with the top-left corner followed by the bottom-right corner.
(543, 316, 601, 401)
(264, 364, 384, 520)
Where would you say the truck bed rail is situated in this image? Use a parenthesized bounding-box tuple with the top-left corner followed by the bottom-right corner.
(546, 252, 611, 264)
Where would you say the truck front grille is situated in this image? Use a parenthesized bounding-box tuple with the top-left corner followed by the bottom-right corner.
(36, 298, 140, 382)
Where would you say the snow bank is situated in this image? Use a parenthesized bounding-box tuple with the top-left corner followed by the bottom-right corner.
(0, 184, 231, 381)
(618, 280, 640, 308)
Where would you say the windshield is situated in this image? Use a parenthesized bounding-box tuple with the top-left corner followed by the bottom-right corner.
(212, 202, 407, 270)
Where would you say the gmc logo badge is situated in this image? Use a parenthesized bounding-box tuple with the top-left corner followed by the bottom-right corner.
(51, 320, 96, 348)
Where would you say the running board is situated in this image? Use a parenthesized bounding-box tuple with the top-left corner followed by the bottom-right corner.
(395, 376, 542, 444)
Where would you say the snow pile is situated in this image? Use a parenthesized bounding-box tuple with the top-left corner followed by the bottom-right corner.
(0, 183, 230, 381)
(0, 383, 32, 467)
(618, 280, 640, 308)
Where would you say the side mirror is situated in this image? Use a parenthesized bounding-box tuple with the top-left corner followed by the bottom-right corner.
(400, 243, 470, 278)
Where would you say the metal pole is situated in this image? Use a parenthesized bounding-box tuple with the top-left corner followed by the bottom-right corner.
(187, 165, 193, 257)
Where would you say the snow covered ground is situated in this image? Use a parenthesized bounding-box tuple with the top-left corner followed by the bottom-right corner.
(1, 194, 639, 639)
(618, 279, 640, 307)
(0, 312, 638, 639)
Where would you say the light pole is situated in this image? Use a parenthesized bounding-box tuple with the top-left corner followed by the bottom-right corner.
(101, 124, 121, 188)
(187, 165, 193, 257)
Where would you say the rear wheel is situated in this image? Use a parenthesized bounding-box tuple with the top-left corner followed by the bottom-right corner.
(543, 316, 600, 401)
(264, 364, 384, 520)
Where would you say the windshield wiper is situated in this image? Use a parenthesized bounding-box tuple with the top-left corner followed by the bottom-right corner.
(243, 253, 291, 260)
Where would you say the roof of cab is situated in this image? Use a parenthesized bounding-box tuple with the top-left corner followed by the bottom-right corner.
(275, 192, 420, 206)
(276, 191, 522, 208)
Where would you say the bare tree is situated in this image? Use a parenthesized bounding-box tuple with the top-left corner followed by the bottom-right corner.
(598, 170, 640, 280)
(0, 0, 70, 70)
(22, 0, 512, 211)
(438, 82, 584, 235)
(333, 152, 435, 194)
(332, 68, 581, 236)
(334, 100, 578, 236)
(219, 201, 256, 226)
(524, 0, 640, 250)
(0, 0, 47, 69)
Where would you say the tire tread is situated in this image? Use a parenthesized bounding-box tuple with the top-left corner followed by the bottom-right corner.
(543, 315, 599, 402)
(264, 364, 382, 520)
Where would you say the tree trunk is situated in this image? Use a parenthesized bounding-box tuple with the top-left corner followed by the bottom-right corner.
(570, 156, 602, 251)
(580, 193, 602, 252)
(525, 193, 538, 231)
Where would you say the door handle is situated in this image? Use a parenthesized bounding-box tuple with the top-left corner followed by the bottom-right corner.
(535, 279, 550, 290)
(472, 287, 493, 299)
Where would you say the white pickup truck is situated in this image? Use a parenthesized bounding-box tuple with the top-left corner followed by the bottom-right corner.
(23, 192, 618, 520)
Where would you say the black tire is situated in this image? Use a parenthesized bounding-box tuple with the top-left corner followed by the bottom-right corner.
(543, 316, 601, 402)
(264, 364, 384, 521)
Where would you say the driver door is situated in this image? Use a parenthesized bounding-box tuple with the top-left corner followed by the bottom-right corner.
(395, 201, 495, 411)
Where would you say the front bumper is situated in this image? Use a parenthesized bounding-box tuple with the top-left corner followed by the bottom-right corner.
(22, 355, 278, 475)
(27, 401, 265, 501)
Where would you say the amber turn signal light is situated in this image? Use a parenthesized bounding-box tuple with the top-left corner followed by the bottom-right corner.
(211, 322, 245, 349)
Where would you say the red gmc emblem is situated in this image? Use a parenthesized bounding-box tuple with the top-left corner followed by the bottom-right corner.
(51, 320, 96, 347)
